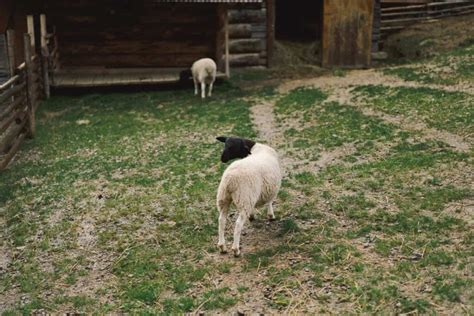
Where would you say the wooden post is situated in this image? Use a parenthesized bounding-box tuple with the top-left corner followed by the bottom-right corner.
(224, 5, 230, 78)
(40, 14, 50, 98)
(27, 15, 35, 49)
(24, 33, 36, 138)
(266, 0, 275, 68)
(216, 5, 225, 74)
(6, 30, 16, 77)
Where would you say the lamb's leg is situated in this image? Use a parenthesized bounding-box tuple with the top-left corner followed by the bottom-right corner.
(217, 199, 230, 253)
(193, 77, 198, 96)
(201, 82, 206, 99)
(208, 82, 214, 97)
(232, 211, 249, 257)
(267, 202, 276, 221)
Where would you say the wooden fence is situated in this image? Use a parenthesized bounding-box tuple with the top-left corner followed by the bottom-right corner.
(380, 1, 474, 43)
(0, 33, 41, 170)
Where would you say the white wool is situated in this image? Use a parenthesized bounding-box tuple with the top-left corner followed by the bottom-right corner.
(191, 58, 217, 99)
(216, 143, 282, 256)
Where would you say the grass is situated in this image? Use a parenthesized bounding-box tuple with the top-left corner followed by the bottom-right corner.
(383, 38, 474, 85)
(1, 43, 473, 314)
(353, 85, 474, 135)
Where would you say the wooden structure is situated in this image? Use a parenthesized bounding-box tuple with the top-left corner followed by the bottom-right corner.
(375, 0, 474, 48)
(322, 0, 374, 68)
(0, 33, 42, 170)
(37, 0, 270, 87)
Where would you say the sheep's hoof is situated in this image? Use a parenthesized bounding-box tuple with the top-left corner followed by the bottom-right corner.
(232, 247, 241, 257)
(218, 244, 228, 254)
(268, 215, 276, 222)
(249, 214, 255, 222)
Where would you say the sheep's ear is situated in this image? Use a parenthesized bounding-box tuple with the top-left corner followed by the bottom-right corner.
(216, 136, 227, 143)
(243, 139, 256, 154)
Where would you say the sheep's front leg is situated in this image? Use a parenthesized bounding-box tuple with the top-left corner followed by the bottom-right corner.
(208, 82, 213, 97)
(217, 200, 230, 253)
(232, 212, 248, 257)
(201, 82, 206, 99)
(267, 202, 276, 221)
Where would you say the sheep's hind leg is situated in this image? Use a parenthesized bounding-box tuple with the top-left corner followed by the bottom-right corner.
(217, 200, 230, 253)
(193, 77, 198, 96)
(267, 202, 276, 221)
(232, 210, 250, 257)
(201, 82, 206, 99)
(208, 82, 213, 97)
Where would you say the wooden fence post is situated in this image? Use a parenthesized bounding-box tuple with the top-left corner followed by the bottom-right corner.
(24, 33, 36, 138)
(6, 30, 16, 77)
(266, 0, 275, 68)
(224, 5, 230, 78)
(40, 14, 50, 98)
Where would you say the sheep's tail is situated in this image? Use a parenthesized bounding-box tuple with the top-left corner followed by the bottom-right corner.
(206, 67, 214, 77)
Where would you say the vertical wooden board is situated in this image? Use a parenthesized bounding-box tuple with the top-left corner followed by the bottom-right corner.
(322, 0, 374, 68)
(216, 4, 226, 72)
(266, 0, 275, 67)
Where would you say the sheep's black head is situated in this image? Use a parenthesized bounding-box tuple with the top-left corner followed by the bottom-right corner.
(216, 136, 256, 163)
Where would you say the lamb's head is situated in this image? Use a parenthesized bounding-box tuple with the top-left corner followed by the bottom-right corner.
(216, 136, 256, 163)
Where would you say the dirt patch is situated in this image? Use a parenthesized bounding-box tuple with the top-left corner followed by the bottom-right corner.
(279, 69, 473, 95)
(278, 70, 472, 153)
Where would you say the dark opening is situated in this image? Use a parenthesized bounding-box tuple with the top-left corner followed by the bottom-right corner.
(275, 0, 323, 42)
(274, 0, 324, 66)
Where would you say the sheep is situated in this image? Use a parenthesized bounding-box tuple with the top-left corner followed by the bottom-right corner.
(216, 136, 282, 257)
(191, 58, 217, 99)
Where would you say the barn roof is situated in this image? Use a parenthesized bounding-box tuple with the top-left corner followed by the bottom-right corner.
(154, 0, 262, 2)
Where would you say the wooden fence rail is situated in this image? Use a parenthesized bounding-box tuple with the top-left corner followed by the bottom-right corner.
(379, 1, 474, 43)
(0, 33, 40, 170)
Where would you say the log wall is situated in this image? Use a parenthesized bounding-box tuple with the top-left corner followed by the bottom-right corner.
(228, 3, 268, 67)
(45, 1, 220, 68)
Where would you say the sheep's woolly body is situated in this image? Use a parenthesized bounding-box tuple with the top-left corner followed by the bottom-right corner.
(191, 58, 217, 98)
(217, 144, 281, 211)
(217, 143, 282, 256)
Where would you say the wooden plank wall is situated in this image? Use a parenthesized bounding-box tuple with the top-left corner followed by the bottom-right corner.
(322, 0, 374, 68)
(228, 2, 268, 67)
(45, 1, 219, 68)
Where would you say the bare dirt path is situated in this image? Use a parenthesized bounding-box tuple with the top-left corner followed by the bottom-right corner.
(278, 68, 474, 95)
(277, 69, 472, 153)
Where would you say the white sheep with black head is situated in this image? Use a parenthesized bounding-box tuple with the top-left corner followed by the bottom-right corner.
(216, 136, 282, 257)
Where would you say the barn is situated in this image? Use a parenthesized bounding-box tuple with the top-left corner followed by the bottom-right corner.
(1, 0, 379, 88)
(35, 0, 379, 88)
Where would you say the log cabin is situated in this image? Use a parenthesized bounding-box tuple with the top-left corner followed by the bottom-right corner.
(34, 0, 377, 87)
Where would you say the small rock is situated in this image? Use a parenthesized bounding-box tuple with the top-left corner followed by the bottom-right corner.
(410, 252, 423, 261)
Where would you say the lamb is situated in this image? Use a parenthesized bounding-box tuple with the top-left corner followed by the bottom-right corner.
(216, 136, 282, 257)
(191, 58, 217, 99)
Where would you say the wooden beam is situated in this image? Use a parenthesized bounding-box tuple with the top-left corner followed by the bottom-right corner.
(224, 5, 230, 78)
(0, 132, 26, 170)
(40, 14, 51, 98)
(6, 29, 16, 76)
(27, 15, 35, 48)
(266, 0, 275, 68)
(23, 33, 35, 139)
(215, 4, 226, 73)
